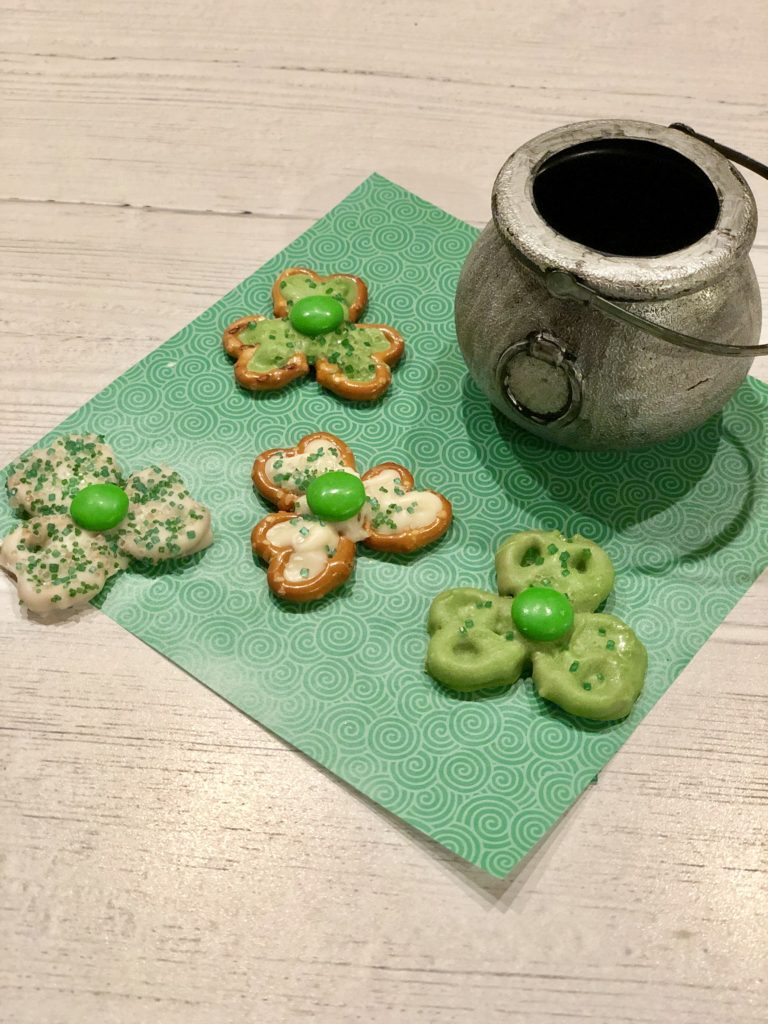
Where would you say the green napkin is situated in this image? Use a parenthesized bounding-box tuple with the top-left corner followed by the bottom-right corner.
(2, 174, 766, 877)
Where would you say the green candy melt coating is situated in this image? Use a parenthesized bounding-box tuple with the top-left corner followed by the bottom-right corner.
(426, 589, 527, 692)
(425, 532, 646, 719)
(242, 319, 390, 382)
(279, 273, 359, 314)
(496, 529, 615, 612)
(305, 471, 366, 521)
(511, 586, 574, 642)
(532, 614, 647, 721)
(289, 295, 345, 337)
(70, 483, 129, 531)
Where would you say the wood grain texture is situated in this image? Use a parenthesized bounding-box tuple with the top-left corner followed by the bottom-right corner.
(1, 2, 766, 1022)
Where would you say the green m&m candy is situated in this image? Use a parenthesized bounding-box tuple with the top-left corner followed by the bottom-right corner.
(306, 471, 366, 522)
(70, 483, 129, 532)
(289, 295, 345, 337)
(511, 586, 574, 643)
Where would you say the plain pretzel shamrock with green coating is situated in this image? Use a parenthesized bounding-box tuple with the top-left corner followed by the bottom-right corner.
(222, 267, 405, 401)
(0, 434, 213, 615)
(426, 529, 647, 721)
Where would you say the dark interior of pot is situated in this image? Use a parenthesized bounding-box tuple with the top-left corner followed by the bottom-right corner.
(532, 138, 720, 257)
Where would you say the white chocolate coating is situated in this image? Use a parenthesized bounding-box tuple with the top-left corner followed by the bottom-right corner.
(265, 518, 339, 582)
(115, 466, 213, 562)
(265, 467, 445, 582)
(0, 514, 127, 615)
(6, 435, 122, 517)
(265, 440, 354, 497)
(361, 469, 444, 534)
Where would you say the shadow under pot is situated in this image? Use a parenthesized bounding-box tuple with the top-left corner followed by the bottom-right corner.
(455, 118, 767, 450)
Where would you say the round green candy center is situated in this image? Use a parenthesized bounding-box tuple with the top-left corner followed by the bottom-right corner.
(511, 586, 574, 642)
(305, 471, 366, 522)
(70, 483, 129, 532)
(289, 295, 345, 337)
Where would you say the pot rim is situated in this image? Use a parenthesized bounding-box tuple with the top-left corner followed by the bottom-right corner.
(492, 119, 757, 301)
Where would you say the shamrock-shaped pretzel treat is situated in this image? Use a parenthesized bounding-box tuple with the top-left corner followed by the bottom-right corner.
(0, 434, 213, 615)
(426, 530, 647, 721)
(223, 268, 405, 401)
(251, 432, 452, 601)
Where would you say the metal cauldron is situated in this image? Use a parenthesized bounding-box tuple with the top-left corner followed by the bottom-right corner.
(455, 119, 768, 450)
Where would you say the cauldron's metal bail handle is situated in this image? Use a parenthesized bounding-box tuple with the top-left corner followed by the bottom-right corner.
(542, 124, 768, 358)
(669, 123, 768, 182)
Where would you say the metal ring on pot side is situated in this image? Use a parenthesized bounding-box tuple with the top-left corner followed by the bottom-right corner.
(496, 331, 583, 426)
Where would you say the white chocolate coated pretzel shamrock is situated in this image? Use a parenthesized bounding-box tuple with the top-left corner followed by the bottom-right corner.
(251, 432, 452, 602)
(1, 435, 213, 615)
(426, 530, 646, 721)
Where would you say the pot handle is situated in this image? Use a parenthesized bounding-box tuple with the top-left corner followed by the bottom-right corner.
(535, 124, 768, 358)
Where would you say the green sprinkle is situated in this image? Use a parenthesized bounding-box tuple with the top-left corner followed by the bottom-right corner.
(597, 672, 605, 681)
(582, 682, 592, 691)
(569, 661, 580, 673)
(299, 527, 310, 537)
(505, 631, 516, 641)
(598, 627, 606, 636)
(561, 568, 571, 576)
(299, 568, 310, 579)
(186, 531, 196, 540)
(547, 543, 558, 555)
(535, 556, 545, 566)
(606, 640, 616, 650)
(463, 619, 474, 629)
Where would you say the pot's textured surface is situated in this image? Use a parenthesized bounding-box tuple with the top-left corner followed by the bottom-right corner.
(455, 120, 761, 450)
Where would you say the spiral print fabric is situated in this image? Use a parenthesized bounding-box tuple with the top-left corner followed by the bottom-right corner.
(1, 174, 767, 877)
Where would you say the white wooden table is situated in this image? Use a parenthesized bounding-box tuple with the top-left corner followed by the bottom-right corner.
(1, 3, 766, 1021)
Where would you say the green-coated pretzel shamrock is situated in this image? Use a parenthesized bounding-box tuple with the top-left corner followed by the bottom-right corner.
(222, 267, 405, 401)
(426, 530, 647, 721)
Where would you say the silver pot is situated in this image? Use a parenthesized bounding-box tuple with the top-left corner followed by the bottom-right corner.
(455, 119, 768, 450)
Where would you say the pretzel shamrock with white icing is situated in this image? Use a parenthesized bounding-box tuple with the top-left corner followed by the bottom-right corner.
(426, 530, 647, 721)
(251, 432, 452, 601)
(223, 268, 404, 401)
(0, 434, 213, 615)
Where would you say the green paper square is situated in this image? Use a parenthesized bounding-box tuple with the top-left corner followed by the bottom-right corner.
(2, 174, 767, 878)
